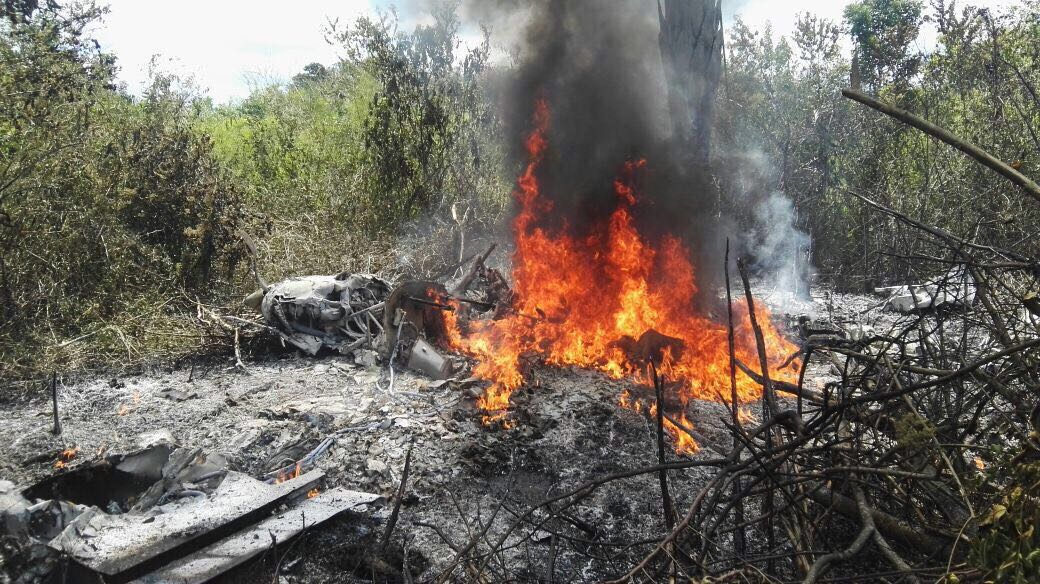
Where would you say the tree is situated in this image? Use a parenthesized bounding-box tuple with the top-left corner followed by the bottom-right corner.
(657, 0, 724, 167)
(335, 5, 502, 231)
(0, 2, 247, 375)
(292, 62, 329, 86)
(844, 0, 924, 92)
(1, 0, 54, 24)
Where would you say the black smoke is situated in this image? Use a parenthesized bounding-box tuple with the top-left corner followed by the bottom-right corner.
(479, 1, 726, 290)
(388, 0, 729, 292)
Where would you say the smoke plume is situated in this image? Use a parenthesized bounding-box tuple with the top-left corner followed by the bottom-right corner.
(396, 0, 810, 297)
(469, 1, 732, 281)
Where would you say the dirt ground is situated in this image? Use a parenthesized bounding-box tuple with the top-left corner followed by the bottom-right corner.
(0, 284, 898, 583)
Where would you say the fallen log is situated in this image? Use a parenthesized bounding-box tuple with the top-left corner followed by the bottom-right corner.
(806, 486, 950, 557)
(735, 359, 825, 406)
(451, 243, 496, 297)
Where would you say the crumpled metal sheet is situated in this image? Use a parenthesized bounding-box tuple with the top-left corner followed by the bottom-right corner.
(875, 266, 977, 313)
(260, 273, 391, 355)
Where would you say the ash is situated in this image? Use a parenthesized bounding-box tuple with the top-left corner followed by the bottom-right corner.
(0, 353, 736, 582)
(0, 284, 939, 582)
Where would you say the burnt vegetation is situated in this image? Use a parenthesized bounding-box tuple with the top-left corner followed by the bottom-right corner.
(2, 0, 1040, 583)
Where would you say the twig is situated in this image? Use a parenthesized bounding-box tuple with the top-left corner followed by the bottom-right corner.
(451, 243, 497, 296)
(737, 258, 780, 572)
(380, 441, 414, 554)
(50, 372, 61, 435)
(233, 327, 246, 370)
(651, 362, 676, 531)
(802, 518, 873, 583)
(725, 239, 746, 558)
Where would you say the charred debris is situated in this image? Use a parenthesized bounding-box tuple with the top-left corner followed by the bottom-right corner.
(241, 242, 506, 381)
(0, 245, 512, 584)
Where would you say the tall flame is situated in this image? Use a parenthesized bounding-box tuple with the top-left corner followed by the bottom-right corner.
(447, 99, 798, 451)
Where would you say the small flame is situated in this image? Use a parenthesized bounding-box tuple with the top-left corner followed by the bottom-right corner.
(307, 488, 320, 499)
(619, 390, 642, 413)
(737, 407, 758, 425)
(117, 392, 141, 416)
(275, 462, 303, 484)
(54, 446, 80, 469)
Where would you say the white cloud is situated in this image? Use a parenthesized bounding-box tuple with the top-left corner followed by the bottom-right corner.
(93, 1, 376, 103)
(91, 0, 1028, 104)
(728, 0, 1023, 52)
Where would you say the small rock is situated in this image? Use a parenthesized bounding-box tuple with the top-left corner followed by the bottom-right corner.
(354, 350, 380, 369)
(367, 459, 387, 474)
(353, 373, 379, 386)
(136, 429, 176, 449)
(160, 388, 198, 402)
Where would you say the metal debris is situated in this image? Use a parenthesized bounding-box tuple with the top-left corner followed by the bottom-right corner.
(50, 470, 324, 582)
(875, 265, 976, 313)
(246, 273, 459, 382)
(131, 488, 383, 584)
(253, 273, 392, 356)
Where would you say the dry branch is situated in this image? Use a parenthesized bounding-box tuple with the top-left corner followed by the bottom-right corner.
(842, 88, 1040, 205)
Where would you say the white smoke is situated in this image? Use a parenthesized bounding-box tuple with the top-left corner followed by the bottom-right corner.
(747, 191, 811, 299)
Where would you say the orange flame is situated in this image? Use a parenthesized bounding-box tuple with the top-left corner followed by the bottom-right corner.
(275, 462, 303, 484)
(54, 446, 80, 469)
(117, 391, 141, 416)
(446, 99, 799, 450)
(737, 407, 758, 425)
(307, 488, 320, 499)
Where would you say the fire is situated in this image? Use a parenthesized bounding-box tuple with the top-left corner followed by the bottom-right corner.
(54, 446, 80, 469)
(275, 462, 302, 484)
(446, 98, 799, 450)
(307, 488, 320, 499)
(117, 391, 141, 416)
(737, 407, 758, 425)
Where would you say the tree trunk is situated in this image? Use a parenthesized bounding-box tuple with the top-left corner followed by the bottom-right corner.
(658, 0, 724, 167)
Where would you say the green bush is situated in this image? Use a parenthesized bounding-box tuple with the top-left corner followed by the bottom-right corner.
(0, 2, 510, 379)
(0, 4, 246, 377)
(970, 462, 1040, 583)
(717, 1, 1040, 287)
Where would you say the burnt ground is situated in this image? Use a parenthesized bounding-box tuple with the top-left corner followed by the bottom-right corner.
(0, 285, 904, 583)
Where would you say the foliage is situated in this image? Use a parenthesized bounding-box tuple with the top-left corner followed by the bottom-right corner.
(718, 1, 1040, 288)
(335, 6, 508, 232)
(844, 0, 924, 91)
(117, 74, 247, 289)
(720, 3, 1040, 580)
(971, 462, 1040, 583)
(195, 5, 508, 283)
(0, 3, 245, 377)
(0, 1, 510, 379)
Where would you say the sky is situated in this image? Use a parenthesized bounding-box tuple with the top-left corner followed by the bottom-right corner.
(92, 0, 1022, 104)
